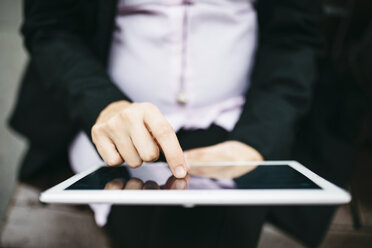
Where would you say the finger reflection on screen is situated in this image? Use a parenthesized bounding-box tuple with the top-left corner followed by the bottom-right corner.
(104, 178, 126, 190)
(124, 178, 143, 190)
(104, 175, 190, 190)
(143, 180, 160, 190)
(189, 165, 258, 179)
(162, 174, 190, 190)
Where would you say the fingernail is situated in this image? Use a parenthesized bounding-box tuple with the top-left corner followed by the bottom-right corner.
(175, 166, 186, 178)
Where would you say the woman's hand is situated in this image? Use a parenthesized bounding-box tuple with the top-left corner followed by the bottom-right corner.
(91, 100, 189, 178)
(185, 140, 263, 163)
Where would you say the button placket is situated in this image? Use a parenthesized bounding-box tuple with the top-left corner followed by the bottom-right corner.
(175, 0, 191, 106)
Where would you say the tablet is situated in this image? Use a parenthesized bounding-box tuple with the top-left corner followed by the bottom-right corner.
(40, 161, 350, 207)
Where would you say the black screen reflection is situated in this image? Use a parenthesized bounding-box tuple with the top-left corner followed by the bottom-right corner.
(66, 165, 320, 190)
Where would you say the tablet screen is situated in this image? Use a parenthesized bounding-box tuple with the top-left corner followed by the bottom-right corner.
(66, 164, 321, 190)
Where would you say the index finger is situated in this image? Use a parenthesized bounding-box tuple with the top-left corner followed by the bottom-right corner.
(144, 108, 188, 178)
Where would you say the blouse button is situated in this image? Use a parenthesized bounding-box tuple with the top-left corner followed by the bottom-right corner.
(177, 91, 187, 105)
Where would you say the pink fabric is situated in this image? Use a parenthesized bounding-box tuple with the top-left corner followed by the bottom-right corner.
(108, 0, 257, 132)
(69, 0, 257, 226)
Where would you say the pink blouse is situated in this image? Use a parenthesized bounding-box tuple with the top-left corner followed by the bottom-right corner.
(69, 0, 257, 226)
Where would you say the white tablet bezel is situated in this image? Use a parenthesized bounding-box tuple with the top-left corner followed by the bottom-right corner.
(40, 161, 351, 207)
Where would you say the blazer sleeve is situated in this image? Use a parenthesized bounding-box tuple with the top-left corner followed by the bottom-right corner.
(228, 0, 324, 159)
(21, 0, 129, 138)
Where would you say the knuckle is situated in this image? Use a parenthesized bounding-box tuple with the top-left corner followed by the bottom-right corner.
(119, 108, 139, 125)
(105, 156, 122, 166)
(91, 125, 105, 144)
(107, 119, 119, 132)
(119, 109, 131, 121)
(127, 159, 143, 168)
(91, 124, 103, 137)
(142, 149, 160, 162)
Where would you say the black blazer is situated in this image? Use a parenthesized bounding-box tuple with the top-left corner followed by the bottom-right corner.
(9, 0, 323, 184)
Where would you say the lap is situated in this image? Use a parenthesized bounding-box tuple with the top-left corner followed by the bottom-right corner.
(105, 205, 268, 248)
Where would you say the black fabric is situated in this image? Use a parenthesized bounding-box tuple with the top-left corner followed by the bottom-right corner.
(228, 0, 323, 160)
(105, 205, 268, 248)
(327, 0, 372, 145)
(177, 125, 229, 151)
